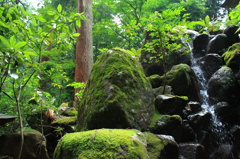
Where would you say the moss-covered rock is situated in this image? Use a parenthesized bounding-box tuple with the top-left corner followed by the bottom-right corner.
(148, 74, 162, 88)
(53, 129, 178, 159)
(149, 114, 183, 142)
(164, 64, 196, 98)
(77, 48, 154, 131)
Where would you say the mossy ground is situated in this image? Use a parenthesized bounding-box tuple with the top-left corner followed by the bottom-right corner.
(53, 129, 148, 159)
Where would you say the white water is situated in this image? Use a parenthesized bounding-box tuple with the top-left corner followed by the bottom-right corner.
(189, 46, 228, 143)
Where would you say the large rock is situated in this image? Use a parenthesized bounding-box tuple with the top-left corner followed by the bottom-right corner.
(179, 143, 205, 159)
(206, 34, 228, 55)
(0, 132, 49, 159)
(155, 94, 188, 116)
(193, 34, 209, 58)
(53, 129, 179, 159)
(164, 64, 198, 99)
(150, 114, 183, 142)
(198, 54, 224, 81)
(207, 66, 239, 105)
(77, 48, 154, 131)
(224, 25, 240, 46)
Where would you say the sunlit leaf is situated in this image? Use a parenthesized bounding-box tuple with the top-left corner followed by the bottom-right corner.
(57, 4, 63, 13)
(0, 35, 11, 48)
(15, 42, 27, 49)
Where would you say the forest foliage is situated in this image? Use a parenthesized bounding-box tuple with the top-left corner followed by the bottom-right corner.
(0, 0, 239, 131)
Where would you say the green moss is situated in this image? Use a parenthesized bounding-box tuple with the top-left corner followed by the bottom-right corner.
(149, 110, 162, 128)
(53, 129, 148, 159)
(222, 43, 240, 66)
(52, 116, 77, 125)
(167, 94, 189, 100)
(77, 48, 154, 131)
(144, 133, 167, 158)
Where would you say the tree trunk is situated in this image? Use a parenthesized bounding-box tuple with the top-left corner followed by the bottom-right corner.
(75, 0, 93, 99)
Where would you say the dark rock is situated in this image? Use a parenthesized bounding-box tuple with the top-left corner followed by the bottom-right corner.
(179, 143, 205, 159)
(209, 144, 233, 159)
(155, 94, 188, 116)
(185, 101, 202, 115)
(188, 110, 212, 131)
(224, 25, 240, 46)
(0, 132, 49, 159)
(165, 46, 191, 71)
(193, 34, 209, 58)
(214, 102, 234, 122)
(222, 43, 240, 69)
(150, 115, 182, 142)
(181, 120, 196, 142)
(207, 66, 239, 105)
(148, 74, 162, 88)
(230, 125, 240, 159)
(198, 54, 224, 81)
(77, 48, 154, 131)
(206, 34, 228, 55)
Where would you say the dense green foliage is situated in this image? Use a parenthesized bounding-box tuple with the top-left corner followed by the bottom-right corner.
(0, 0, 239, 134)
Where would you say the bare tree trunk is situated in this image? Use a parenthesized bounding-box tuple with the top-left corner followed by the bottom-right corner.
(75, 0, 93, 100)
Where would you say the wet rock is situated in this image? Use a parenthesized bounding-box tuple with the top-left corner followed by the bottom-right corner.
(155, 94, 188, 116)
(184, 101, 202, 115)
(222, 43, 240, 69)
(198, 54, 224, 81)
(188, 110, 212, 131)
(0, 132, 49, 159)
(206, 34, 228, 55)
(193, 34, 209, 58)
(179, 143, 205, 159)
(77, 48, 154, 131)
(181, 120, 196, 142)
(208, 66, 239, 105)
(209, 144, 233, 159)
(214, 102, 234, 122)
(230, 125, 240, 159)
(150, 115, 182, 142)
(224, 25, 240, 46)
(53, 129, 179, 159)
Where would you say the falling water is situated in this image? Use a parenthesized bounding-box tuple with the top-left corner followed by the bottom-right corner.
(189, 45, 229, 144)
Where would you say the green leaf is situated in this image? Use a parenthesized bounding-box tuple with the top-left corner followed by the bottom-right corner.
(57, 4, 63, 13)
(9, 36, 16, 47)
(0, 35, 11, 48)
(72, 33, 80, 37)
(15, 42, 27, 49)
(0, 21, 8, 28)
(47, 11, 55, 15)
(76, 20, 81, 28)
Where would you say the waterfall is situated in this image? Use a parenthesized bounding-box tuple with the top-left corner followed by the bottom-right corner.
(189, 45, 230, 144)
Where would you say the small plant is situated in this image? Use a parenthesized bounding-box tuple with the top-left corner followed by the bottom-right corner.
(67, 82, 86, 101)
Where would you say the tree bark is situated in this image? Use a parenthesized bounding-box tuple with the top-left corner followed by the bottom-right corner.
(75, 0, 93, 99)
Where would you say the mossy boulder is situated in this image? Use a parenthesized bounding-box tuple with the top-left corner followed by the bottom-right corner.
(149, 113, 183, 142)
(77, 48, 154, 131)
(51, 116, 77, 133)
(148, 74, 162, 88)
(164, 64, 198, 99)
(53, 129, 178, 159)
